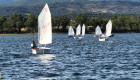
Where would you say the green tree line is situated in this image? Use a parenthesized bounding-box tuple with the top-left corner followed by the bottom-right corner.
(0, 13, 140, 34)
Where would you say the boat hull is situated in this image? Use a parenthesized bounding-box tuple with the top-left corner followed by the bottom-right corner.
(99, 38, 106, 41)
(78, 36, 83, 39)
(68, 36, 73, 37)
(32, 47, 51, 54)
(68, 36, 76, 39)
(109, 34, 114, 37)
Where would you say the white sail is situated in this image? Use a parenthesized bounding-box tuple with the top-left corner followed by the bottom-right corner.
(76, 25, 81, 36)
(38, 3, 52, 45)
(82, 24, 85, 36)
(95, 26, 102, 35)
(68, 26, 75, 36)
(106, 20, 112, 37)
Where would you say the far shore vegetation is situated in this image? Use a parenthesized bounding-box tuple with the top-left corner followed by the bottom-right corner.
(0, 13, 140, 34)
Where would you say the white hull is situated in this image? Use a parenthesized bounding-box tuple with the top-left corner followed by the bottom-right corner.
(99, 38, 106, 41)
(77, 35, 83, 39)
(32, 49, 37, 54)
(32, 47, 51, 54)
(78, 36, 83, 39)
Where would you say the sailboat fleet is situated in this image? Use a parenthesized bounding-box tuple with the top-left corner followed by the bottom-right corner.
(31, 3, 114, 54)
(68, 24, 86, 39)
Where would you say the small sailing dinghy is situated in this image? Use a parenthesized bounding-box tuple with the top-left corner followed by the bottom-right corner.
(68, 26, 75, 38)
(106, 20, 113, 37)
(32, 3, 52, 54)
(82, 24, 85, 38)
(95, 26, 105, 41)
(99, 20, 113, 41)
(95, 26, 102, 36)
(76, 24, 82, 39)
(76, 24, 86, 39)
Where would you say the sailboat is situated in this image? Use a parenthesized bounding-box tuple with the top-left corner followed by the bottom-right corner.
(68, 26, 75, 38)
(82, 24, 85, 37)
(32, 3, 52, 54)
(94, 26, 105, 41)
(95, 26, 102, 36)
(99, 20, 113, 41)
(76, 24, 86, 39)
(105, 20, 113, 37)
(76, 24, 81, 38)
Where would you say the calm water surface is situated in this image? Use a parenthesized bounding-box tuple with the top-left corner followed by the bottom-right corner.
(0, 34, 140, 80)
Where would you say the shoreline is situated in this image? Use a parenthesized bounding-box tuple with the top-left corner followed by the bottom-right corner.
(0, 33, 37, 35)
(0, 33, 66, 35)
(0, 32, 140, 35)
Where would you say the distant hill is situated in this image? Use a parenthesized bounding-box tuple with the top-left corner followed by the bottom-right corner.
(0, 1, 140, 16)
(1, 0, 86, 6)
(9, 0, 71, 6)
(1, 0, 140, 6)
(0, 0, 15, 5)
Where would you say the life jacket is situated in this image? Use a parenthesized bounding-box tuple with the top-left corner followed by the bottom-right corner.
(31, 43, 33, 48)
(31, 43, 37, 49)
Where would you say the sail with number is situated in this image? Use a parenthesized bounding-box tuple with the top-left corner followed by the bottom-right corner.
(38, 3, 52, 45)
(105, 20, 112, 37)
(76, 25, 81, 36)
(68, 26, 75, 36)
(82, 24, 85, 36)
(95, 26, 102, 35)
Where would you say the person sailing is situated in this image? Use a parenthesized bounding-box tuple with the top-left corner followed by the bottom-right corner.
(31, 40, 38, 49)
(99, 34, 102, 39)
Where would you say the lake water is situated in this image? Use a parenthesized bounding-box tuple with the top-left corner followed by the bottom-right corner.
(0, 34, 140, 80)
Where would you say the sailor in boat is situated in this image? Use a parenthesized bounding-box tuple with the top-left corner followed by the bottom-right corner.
(78, 35, 81, 37)
(99, 34, 102, 39)
(31, 40, 38, 50)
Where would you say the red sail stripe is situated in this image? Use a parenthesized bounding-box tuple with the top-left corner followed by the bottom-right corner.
(45, 8, 48, 12)
(42, 25, 46, 29)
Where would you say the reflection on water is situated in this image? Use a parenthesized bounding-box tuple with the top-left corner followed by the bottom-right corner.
(0, 34, 140, 79)
(37, 54, 55, 65)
